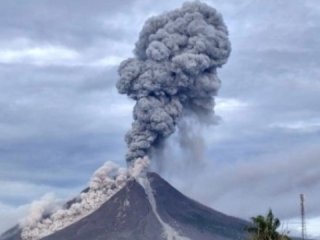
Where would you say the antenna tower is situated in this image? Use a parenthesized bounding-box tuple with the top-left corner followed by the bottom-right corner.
(300, 193, 306, 240)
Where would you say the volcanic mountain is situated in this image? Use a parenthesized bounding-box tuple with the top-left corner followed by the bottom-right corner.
(1, 172, 248, 240)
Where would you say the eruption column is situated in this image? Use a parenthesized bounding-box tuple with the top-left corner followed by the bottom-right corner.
(117, 1, 231, 163)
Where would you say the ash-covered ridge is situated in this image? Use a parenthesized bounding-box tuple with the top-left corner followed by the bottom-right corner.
(1, 172, 248, 240)
(4, 158, 149, 240)
(117, 1, 231, 163)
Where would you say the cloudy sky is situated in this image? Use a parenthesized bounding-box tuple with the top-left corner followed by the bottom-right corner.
(0, 0, 319, 238)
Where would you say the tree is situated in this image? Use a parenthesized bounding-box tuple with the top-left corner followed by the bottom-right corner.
(247, 209, 290, 240)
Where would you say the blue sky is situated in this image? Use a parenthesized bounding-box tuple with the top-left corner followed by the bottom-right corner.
(0, 0, 319, 238)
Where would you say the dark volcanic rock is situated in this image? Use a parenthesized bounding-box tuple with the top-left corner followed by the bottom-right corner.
(148, 172, 248, 240)
(1, 173, 249, 240)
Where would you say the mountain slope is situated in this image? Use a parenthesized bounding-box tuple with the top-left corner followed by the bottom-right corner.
(148, 172, 248, 240)
(0, 226, 22, 240)
(1, 172, 249, 240)
(41, 179, 164, 240)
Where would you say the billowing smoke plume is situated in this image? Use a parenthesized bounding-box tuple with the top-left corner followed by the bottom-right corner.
(20, 157, 149, 240)
(117, 1, 231, 163)
(20, 193, 61, 228)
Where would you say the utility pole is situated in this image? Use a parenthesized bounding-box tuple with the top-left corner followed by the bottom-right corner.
(300, 194, 306, 240)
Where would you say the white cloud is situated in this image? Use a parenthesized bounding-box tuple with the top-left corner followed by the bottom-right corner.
(215, 97, 249, 117)
(90, 55, 125, 67)
(269, 119, 320, 133)
(0, 46, 79, 65)
(285, 216, 320, 239)
(0, 37, 132, 67)
(307, 217, 320, 239)
(204, 97, 252, 143)
(0, 180, 81, 207)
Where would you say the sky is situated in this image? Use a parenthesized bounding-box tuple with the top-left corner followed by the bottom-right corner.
(0, 0, 319, 238)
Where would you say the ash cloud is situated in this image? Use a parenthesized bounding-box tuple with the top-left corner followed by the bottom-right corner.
(177, 117, 205, 164)
(117, 1, 231, 163)
(20, 157, 149, 240)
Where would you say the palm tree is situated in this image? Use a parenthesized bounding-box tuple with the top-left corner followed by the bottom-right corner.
(247, 209, 290, 240)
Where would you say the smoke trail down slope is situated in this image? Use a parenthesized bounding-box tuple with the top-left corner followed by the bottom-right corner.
(117, 1, 231, 163)
(21, 194, 60, 229)
(139, 177, 190, 240)
(20, 158, 150, 240)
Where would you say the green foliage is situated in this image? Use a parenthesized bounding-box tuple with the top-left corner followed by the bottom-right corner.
(247, 209, 291, 240)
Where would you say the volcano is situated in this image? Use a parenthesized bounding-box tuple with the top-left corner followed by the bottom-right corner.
(1, 172, 248, 240)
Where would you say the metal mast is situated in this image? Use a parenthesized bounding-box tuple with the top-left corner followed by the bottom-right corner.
(300, 194, 306, 240)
